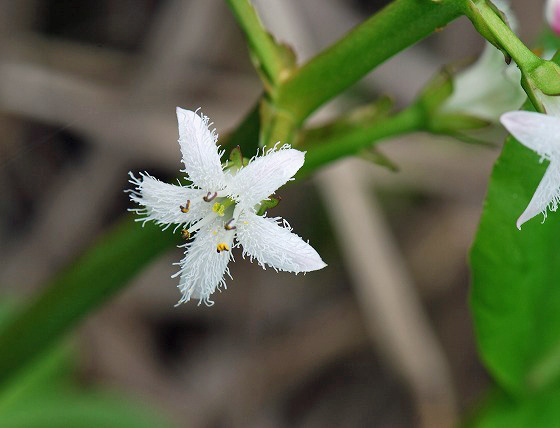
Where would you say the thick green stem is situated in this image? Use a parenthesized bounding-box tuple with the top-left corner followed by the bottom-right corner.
(298, 104, 424, 176)
(272, 0, 464, 127)
(466, 0, 541, 72)
(225, 0, 285, 86)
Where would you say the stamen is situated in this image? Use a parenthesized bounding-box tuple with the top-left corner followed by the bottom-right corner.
(224, 218, 237, 230)
(216, 243, 230, 253)
(179, 199, 191, 213)
(181, 229, 191, 240)
(203, 192, 218, 202)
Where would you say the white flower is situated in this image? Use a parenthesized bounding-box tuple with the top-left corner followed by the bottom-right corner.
(441, 0, 524, 123)
(546, 0, 560, 35)
(441, 43, 525, 123)
(500, 111, 560, 229)
(129, 108, 326, 305)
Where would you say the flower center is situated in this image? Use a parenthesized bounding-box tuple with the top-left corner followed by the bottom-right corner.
(212, 202, 226, 217)
(180, 194, 240, 246)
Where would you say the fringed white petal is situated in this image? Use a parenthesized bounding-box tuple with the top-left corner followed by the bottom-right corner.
(517, 161, 560, 229)
(174, 221, 234, 305)
(128, 172, 210, 229)
(236, 211, 326, 273)
(501, 111, 560, 160)
(227, 146, 305, 208)
(176, 107, 226, 190)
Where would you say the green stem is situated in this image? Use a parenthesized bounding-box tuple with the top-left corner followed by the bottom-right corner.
(298, 104, 424, 176)
(467, 0, 541, 72)
(225, 0, 285, 86)
(272, 0, 464, 128)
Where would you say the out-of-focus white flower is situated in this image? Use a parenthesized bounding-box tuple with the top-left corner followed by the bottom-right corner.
(129, 108, 326, 305)
(501, 111, 560, 228)
(441, 0, 524, 123)
(441, 44, 525, 122)
(546, 0, 560, 35)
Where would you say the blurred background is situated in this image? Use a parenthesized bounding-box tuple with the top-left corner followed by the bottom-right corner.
(0, 0, 545, 426)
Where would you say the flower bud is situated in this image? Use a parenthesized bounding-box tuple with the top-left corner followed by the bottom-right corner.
(546, 0, 560, 35)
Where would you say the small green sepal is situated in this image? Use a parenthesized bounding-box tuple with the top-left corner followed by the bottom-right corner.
(446, 131, 496, 147)
(225, 146, 249, 171)
(430, 113, 491, 133)
(359, 146, 399, 172)
(298, 96, 393, 146)
(417, 67, 454, 115)
(229, 145, 243, 165)
(256, 195, 281, 216)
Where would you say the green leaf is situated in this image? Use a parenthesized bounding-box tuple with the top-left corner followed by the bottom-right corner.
(0, 393, 174, 428)
(470, 136, 560, 396)
(468, 387, 560, 428)
(0, 304, 174, 427)
(0, 302, 74, 411)
(0, 338, 75, 412)
(0, 218, 177, 390)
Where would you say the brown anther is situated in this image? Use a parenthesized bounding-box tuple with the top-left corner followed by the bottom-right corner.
(203, 192, 218, 202)
(179, 199, 191, 213)
(181, 229, 191, 240)
(224, 218, 237, 231)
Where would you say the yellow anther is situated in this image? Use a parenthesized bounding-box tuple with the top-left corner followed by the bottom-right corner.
(181, 229, 191, 240)
(212, 202, 225, 217)
(216, 243, 230, 253)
